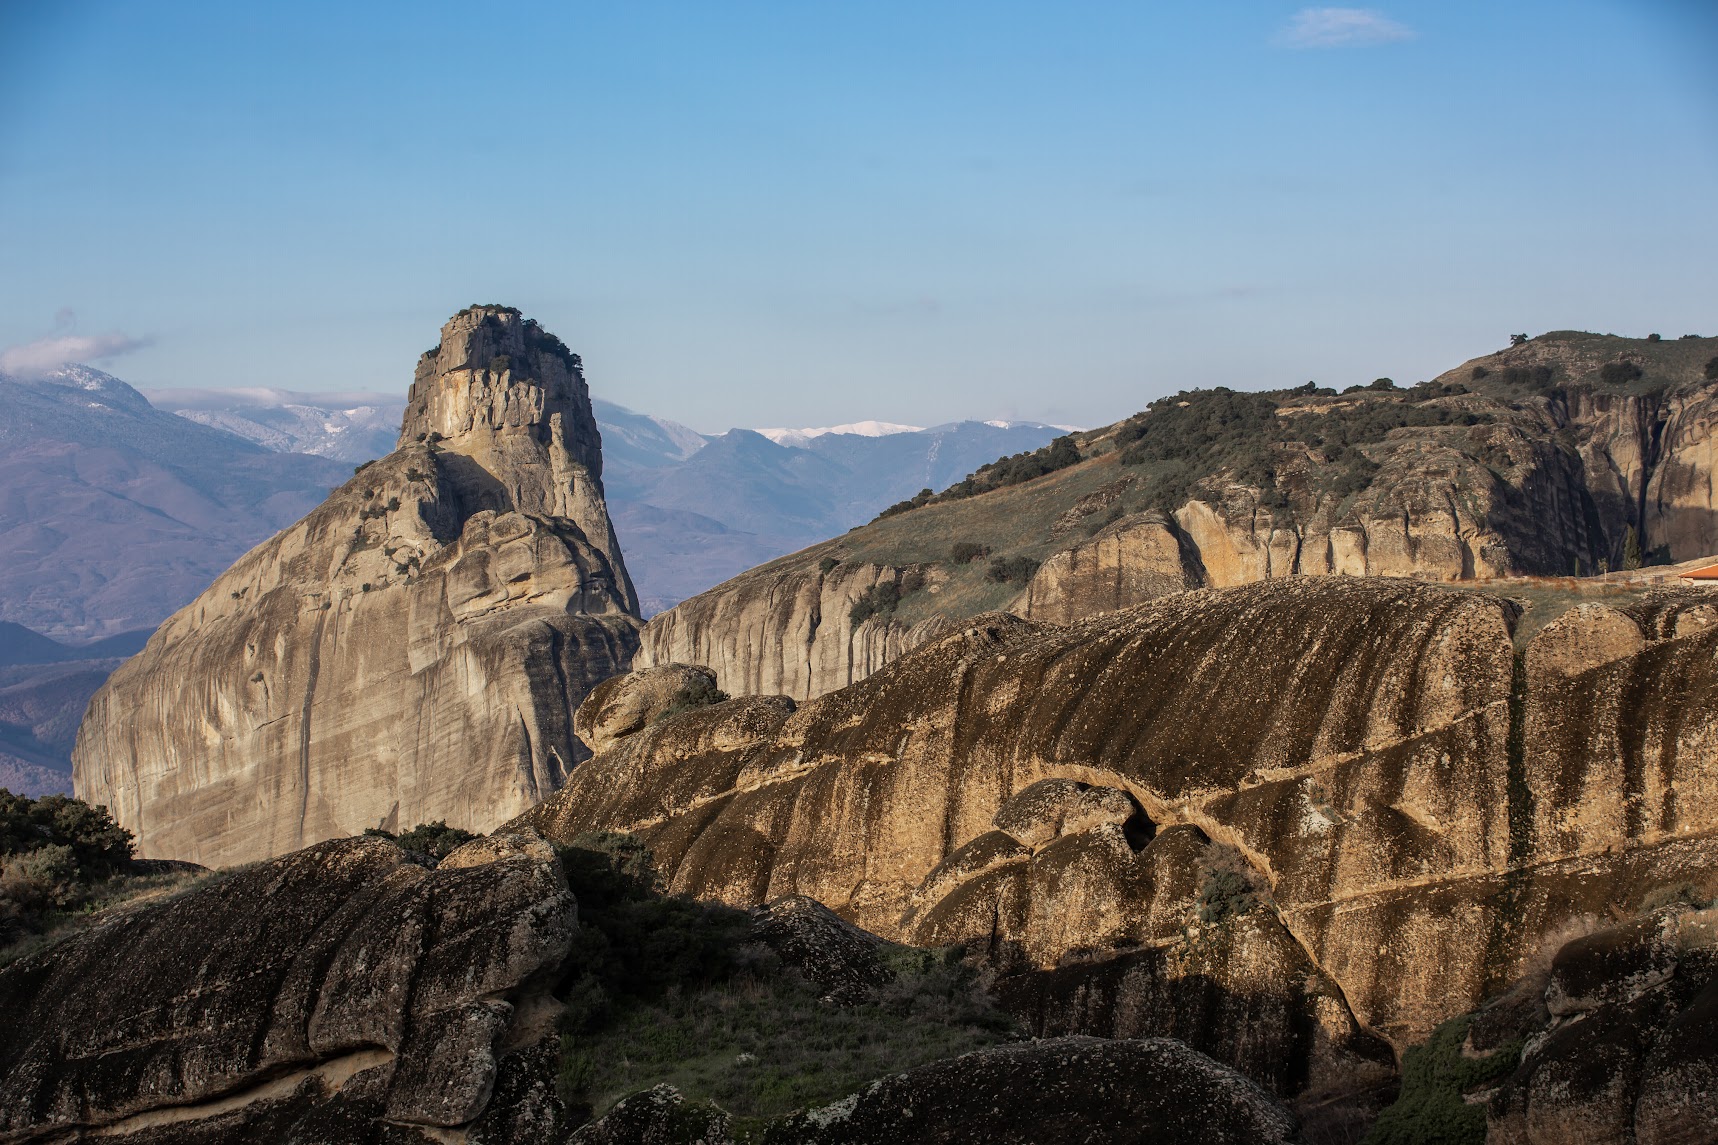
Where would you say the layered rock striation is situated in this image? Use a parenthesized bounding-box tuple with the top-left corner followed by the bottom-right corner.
(518, 577, 1718, 1115)
(73, 307, 641, 866)
(641, 333, 1718, 702)
(0, 834, 574, 1143)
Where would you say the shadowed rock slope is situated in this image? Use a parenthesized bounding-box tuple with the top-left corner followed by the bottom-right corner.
(517, 576, 1718, 1122)
(642, 331, 1718, 701)
(0, 834, 573, 1144)
(72, 307, 641, 867)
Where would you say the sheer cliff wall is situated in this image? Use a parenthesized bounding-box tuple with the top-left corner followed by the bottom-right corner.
(73, 307, 641, 866)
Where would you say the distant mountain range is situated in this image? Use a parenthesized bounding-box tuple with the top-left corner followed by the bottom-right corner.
(132, 386, 1068, 615)
(0, 622, 149, 797)
(0, 366, 351, 640)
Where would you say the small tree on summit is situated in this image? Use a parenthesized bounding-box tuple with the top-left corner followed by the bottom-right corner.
(1510, 334, 1529, 347)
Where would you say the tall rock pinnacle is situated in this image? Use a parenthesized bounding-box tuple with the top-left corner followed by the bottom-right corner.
(72, 307, 642, 866)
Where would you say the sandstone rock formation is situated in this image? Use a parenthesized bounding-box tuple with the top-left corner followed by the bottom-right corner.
(517, 577, 1718, 1123)
(73, 307, 641, 866)
(641, 333, 1718, 703)
(0, 834, 574, 1143)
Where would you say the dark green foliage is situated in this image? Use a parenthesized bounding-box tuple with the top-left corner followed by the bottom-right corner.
(850, 582, 902, 625)
(1370, 378, 1397, 390)
(1363, 1016, 1520, 1145)
(0, 791, 135, 946)
(363, 820, 479, 861)
(1471, 366, 1490, 381)
(1647, 333, 1661, 342)
(1195, 869, 1257, 925)
(552, 832, 1013, 1121)
(817, 556, 839, 575)
(488, 355, 513, 375)
(1599, 361, 1644, 387)
(652, 676, 730, 725)
(0, 791, 133, 879)
(1510, 334, 1529, 346)
(950, 541, 992, 564)
(984, 556, 1040, 585)
(1705, 356, 1718, 382)
(1115, 389, 1284, 509)
(1493, 365, 1556, 389)
(877, 488, 935, 520)
(353, 460, 374, 475)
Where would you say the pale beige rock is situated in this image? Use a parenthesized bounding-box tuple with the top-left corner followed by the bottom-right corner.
(1016, 515, 1199, 623)
(1526, 604, 1646, 678)
(73, 307, 641, 866)
(574, 664, 720, 756)
(517, 579, 1718, 1095)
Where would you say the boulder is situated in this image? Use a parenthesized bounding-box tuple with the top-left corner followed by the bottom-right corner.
(0, 834, 575, 1142)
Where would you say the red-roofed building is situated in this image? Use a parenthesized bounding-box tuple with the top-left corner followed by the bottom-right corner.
(1679, 563, 1718, 580)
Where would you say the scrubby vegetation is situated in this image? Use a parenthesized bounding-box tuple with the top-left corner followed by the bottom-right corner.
(875, 436, 1081, 520)
(363, 820, 479, 862)
(950, 541, 992, 564)
(1362, 1016, 1520, 1145)
(984, 555, 1040, 585)
(652, 675, 730, 724)
(1111, 387, 1490, 511)
(0, 790, 149, 953)
(849, 570, 926, 626)
(551, 832, 1013, 1130)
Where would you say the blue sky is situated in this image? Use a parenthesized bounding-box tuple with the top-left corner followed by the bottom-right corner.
(1, 1, 1713, 432)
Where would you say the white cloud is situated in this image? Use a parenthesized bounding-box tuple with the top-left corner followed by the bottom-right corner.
(0, 332, 153, 379)
(1278, 7, 1415, 49)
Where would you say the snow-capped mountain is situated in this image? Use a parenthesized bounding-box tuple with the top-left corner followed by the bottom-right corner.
(143, 387, 406, 463)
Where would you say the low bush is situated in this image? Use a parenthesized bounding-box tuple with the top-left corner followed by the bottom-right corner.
(0, 790, 136, 948)
(1705, 356, 1718, 382)
(552, 832, 1013, 1123)
(1363, 1016, 1520, 1145)
(652, 675, 729, 724)
(1599, 360, 1644, 387)
(363, 820, 479, 862)
(984, 556, 1040, 585)
(950, 541, 992, 564)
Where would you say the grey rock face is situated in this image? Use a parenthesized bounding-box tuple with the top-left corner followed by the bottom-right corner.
(0, 834, 575, 1143)
(765, 1036, 1301, 1145)
(72, 307, 641, 866)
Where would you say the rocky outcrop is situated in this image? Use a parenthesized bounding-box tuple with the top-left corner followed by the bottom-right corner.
(643, 334, 1718, 703)
(765, 1037, 1301, 1145)
(569, 1039, 1300, 1145)
(0, 834, 575, 1143)
(640, 559, 958, 700)
(516, 578, 1718, 1114)
(73, 307, 641, 866)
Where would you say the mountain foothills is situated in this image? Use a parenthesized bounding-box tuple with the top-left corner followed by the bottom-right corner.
(0, 365, 350, 640)
(72, 307, 641, 867)
(2, 325, 1717, 1145)
(643, 332, 1718, 699)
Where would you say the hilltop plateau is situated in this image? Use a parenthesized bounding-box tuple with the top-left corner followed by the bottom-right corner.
(642, 331, 1718, 699)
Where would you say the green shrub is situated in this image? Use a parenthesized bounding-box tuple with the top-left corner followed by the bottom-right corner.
(850, 581, 903, 625)
(984, 556, 1040, 585)
(1705, 356, 1718, 382)
(363, 820, 479, 861)
(1195, 869, 1257, 925)
(1363, 1016, 1520, 1145)
(950, 541, 992, 564)
(550, 832, 1014, 1120)
(652, 676, 729, 725)
(0, 791, 136, 947)
(1599, 361, 1644, 387)
(818, 556, 839, 575)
